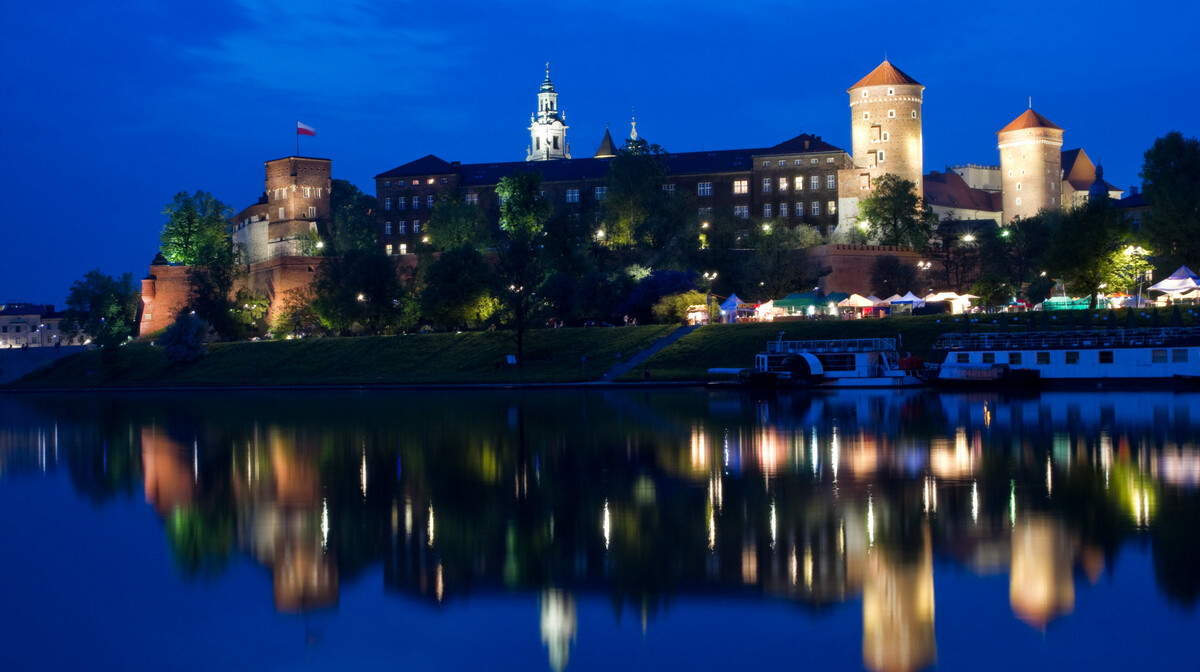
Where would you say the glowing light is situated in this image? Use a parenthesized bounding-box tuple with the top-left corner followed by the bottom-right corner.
(963, 233, 976, 243)
(790, 548, 798, 585)
(971, 481, 979, 523)
(1046, 456, 1053, 497)
(404, 497, 413, 537)
(769, 500, 777, 549)
(361, 450, 368, 498)
(436, 563, 444, 602)
(867, 495, 875, 546)
(427, 504, 435, 547)
(804, 545, 814, 588)
(603, 499, 611, 550)
(356, 293, 365, 302)
(1009, 480, 1017, 528)
(315, 241, 325, 249)
(701, 221, 710, 229)
(831, 427, 840, 481)
(595, 229, 605, 240)
(708, 506, 716, 551)
(321, 498, 329, 551)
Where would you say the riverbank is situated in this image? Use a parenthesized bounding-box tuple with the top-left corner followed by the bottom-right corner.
(8, 310, 1184, 389)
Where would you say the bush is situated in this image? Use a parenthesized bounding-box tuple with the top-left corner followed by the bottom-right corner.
(652, 290, 708, 324)
(160, 313, 209, 364)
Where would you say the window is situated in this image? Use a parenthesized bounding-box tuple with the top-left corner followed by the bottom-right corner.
(882, 131, 890, 142)
(733, 180, 748, 194)
(1173, 349, 1189, 363)
(887, 109, 896, 118)
(810, 175, 819, 190)
(412, 179, 419, 185)
(794, 159, 802, 166)
(780, 203, 788, 217)
(762, 160, 769, 167)
(303, 187, 311, 198)
(663, 184, 676, 195)
(826, 157, 835, 164)
(811, 201, 820, 216)
(440, 177, 448, 184)
(699, 206, 712, 215)
(1015, 197, 1023, 206)
(887, 87, 895, 95)
(877, 150, 886, 163)
(566, 188, 580, 203)
(399, 197, 406, 210)
(1009, 353, 1022, 365)
(385, 197, 392, 211)
(734, 205, 749, 219)
(278, 207, 285, 219)
(1151, 349, 1168, 363)
(1016, 182, 1022, 191)
(698, 182, 712, 196)
(983, 353, 995, 364)
(862, 89, 869, 98)
(826, 175, 835, 189)
(427, 195, 434, 208)
(385, 222, 392, 235)
(413, 221, 421, 233)
(827, 200, 836, 215)
(399, 221, 407, 234)
(386, 244, 393, 255)
(764, 204, 772, 218)
(779, 178, 788, 192)
(412, 196, 419, 209)
(466, 193, 478, 205)
(1037, 352, 1050, 365)
(956, 353, 970, 364)
(863, 111, 870, 120)
(399, 243, 408, 255)
(794, 176, 803, 190)
(762, 178, 771, 193)
(426, 178, 435, 185)
(795, 202, 803, 216)
(1100, 351, 1115, 364)
(317, 188, 322, 198)
(860, 174, 870, 190)
(778, 160, 785, 167)
(384, 181, 391, 188)
(1066, 351, 1080, 364)
(595, 186, 607, 200)
(307, 206, 316, 218)
(811, 158, 818, 165)
(912, 110, 917, 119)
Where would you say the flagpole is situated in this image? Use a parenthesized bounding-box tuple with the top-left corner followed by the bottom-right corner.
(296, 120, 299, 157)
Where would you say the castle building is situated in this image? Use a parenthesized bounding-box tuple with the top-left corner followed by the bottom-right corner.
(233, 156, 332, 264)
(997, 109, 1064, 224)
(528, 66, 571, 161)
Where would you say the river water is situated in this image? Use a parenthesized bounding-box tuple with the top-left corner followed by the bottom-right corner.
(0, 388, 1197, 671)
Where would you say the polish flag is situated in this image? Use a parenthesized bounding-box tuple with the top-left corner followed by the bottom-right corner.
(297, 121, 316, 136)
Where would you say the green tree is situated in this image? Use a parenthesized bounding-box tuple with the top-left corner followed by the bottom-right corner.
(1045, 200, 1130, 309)
(61, 270, 141, 347)
(980, 213, 1052, 299)
(312, 249, 416, 335)
(602, 138, 696, 267)
(426, 195, 488, 252)
(159, 191, 232, 266)
(420, 246, 498, 328)
(651, 290, 707, 324)
(1140, 131, 1200, 272)
(927, 216, 985, 292)
(328, 179, 378, 253)
(495, 172, 552, 362)
(857, 174, 935, 250)
(184, 235, 246, 340)
(1104, 243, 1155, 296)
(744, 224, 821, 300)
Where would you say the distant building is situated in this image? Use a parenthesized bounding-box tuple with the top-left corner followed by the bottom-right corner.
(233, 156, 333, 265)
(0, 303, 74, 347)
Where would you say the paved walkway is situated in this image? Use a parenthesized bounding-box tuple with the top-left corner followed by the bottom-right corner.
(600, 325, 697, 381)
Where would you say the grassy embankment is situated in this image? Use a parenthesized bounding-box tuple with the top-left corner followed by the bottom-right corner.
(11, 306, 1195, 388)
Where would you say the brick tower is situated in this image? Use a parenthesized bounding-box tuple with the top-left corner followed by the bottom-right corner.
(997, 109, 1063, 224)
(847, 60, 925, 198)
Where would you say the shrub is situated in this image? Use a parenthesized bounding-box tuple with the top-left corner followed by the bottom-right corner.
(160, 313, 209, 364)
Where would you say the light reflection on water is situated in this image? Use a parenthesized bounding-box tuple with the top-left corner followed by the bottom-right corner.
(0, 389, 1198, 671)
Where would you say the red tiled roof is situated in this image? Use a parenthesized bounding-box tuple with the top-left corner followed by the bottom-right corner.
(998, 109, 1062, 133)
(848, 60, 921, 90)
(923, 171, 1002, 213)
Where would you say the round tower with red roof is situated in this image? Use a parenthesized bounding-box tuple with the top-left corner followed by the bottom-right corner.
(847, 60, 925, 199)
(997, 108, 1063, 224)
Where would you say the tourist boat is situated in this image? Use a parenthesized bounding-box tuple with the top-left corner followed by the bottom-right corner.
(718, 337, 924, 388)
(930, 327, 1200, 387)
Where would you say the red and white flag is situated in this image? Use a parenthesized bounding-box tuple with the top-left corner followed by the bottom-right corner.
(297, 121, 316, 136)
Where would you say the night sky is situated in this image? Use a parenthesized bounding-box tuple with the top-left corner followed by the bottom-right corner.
(4, 1, 1196, 305)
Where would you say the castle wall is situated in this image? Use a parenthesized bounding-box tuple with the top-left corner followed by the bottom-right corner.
(139, 264, 191, 337)
(807, 244, 926, 296)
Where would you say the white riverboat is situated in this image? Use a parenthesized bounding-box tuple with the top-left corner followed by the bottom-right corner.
(734, 337, 923, 388)
(931, 327, 1200, 387)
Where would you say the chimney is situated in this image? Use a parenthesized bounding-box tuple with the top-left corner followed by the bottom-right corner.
(804, 140, 810, 150)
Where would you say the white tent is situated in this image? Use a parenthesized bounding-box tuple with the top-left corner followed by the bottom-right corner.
(867, 295, 886, 306)
(838, 293, 875, 308)
(1150, 266, 1200, 294)
(884, 294, 904, 303)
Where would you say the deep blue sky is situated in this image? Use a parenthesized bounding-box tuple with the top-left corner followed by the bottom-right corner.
(4, 1, 1196, 305)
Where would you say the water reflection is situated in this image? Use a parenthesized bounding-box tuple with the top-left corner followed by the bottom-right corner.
(2, 388, 1199, 670)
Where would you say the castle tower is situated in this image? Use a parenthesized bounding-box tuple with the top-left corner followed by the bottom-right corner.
(264, 156, 332, 256)
(848, 60, 924, 198)
(997, 109, 1063, 224)
(527, 65, 570, 161)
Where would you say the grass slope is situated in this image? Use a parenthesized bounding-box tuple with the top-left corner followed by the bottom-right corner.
(11, 325, 676, 389)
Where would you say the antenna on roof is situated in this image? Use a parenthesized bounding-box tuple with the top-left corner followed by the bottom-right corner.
(1029, 96, 1032, 109)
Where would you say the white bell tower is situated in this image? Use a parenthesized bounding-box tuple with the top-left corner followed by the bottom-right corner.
(527, 64, 571, 161)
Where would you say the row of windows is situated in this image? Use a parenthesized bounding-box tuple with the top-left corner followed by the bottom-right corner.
(384, 195, 438, 211)
(956, 349, 1190, 365)
(861, 109, 918, 120)
(383, 178, 448, 188)
(761, 202, 835, 218)
(385, 243, 409, 255)
(277, 207, 318, 219)
(272, 187, 323, 200)
(763, 175, 836, 192)
(761, 157, 837, 167)
(383, 221, 421, 235)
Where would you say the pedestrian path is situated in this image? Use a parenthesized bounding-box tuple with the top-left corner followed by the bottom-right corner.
(600, 325, 697, 381)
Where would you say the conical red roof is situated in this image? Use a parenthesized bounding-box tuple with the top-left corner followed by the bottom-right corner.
(848, 60, 921, 90)
(998, 109, 1062, 133)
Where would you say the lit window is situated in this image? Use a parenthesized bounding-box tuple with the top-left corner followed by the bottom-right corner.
(385, 221, 392, 235)
(566, 188, 580, 203)
(734, 205, 749, 219)
(595, 186, 607, 200)
(386, 243, 393, 255)
(303, 186, 311, 198)
(780, 202, 788, 217)
(412, 179, 419, 185)
(764, 204, 772, 218)
(810, 175, 819, 190)
(828, 201, 836, 215)
(811, 202, 820, 216)
(426, 178, 434, 185)
(385, 197, 392, 211)
(763, 178, 771, 193)
(826, 175, 835, 189)
(733, 180, 748, 195)
(399, 243, 408, 255)
(779, 178, 787, 192)
(794, 176, 803, 190)
(698, 182, 712, 196)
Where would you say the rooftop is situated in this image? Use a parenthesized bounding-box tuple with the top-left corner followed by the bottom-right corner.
(848, 60, 922, 90)
(998, 109, 1062, 134)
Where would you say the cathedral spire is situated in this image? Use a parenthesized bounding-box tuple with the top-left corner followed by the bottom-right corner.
(527, 65, 570, 161)
(630, 108, 637, 141)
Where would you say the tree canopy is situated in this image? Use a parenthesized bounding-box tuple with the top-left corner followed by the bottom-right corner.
(327, 179, 378, 253)
(494, 172, 552, 361)
(1140, 131, 1200, 272)
(160, 191, 233, 266)
(857, 174, 935, 250)
(1044, 200, 1131, 309)
(61, 269, 141, 347)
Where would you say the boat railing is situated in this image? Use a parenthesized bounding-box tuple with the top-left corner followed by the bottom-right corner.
(767, 338, 898, 355)
(934, 327, 1200, 351)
